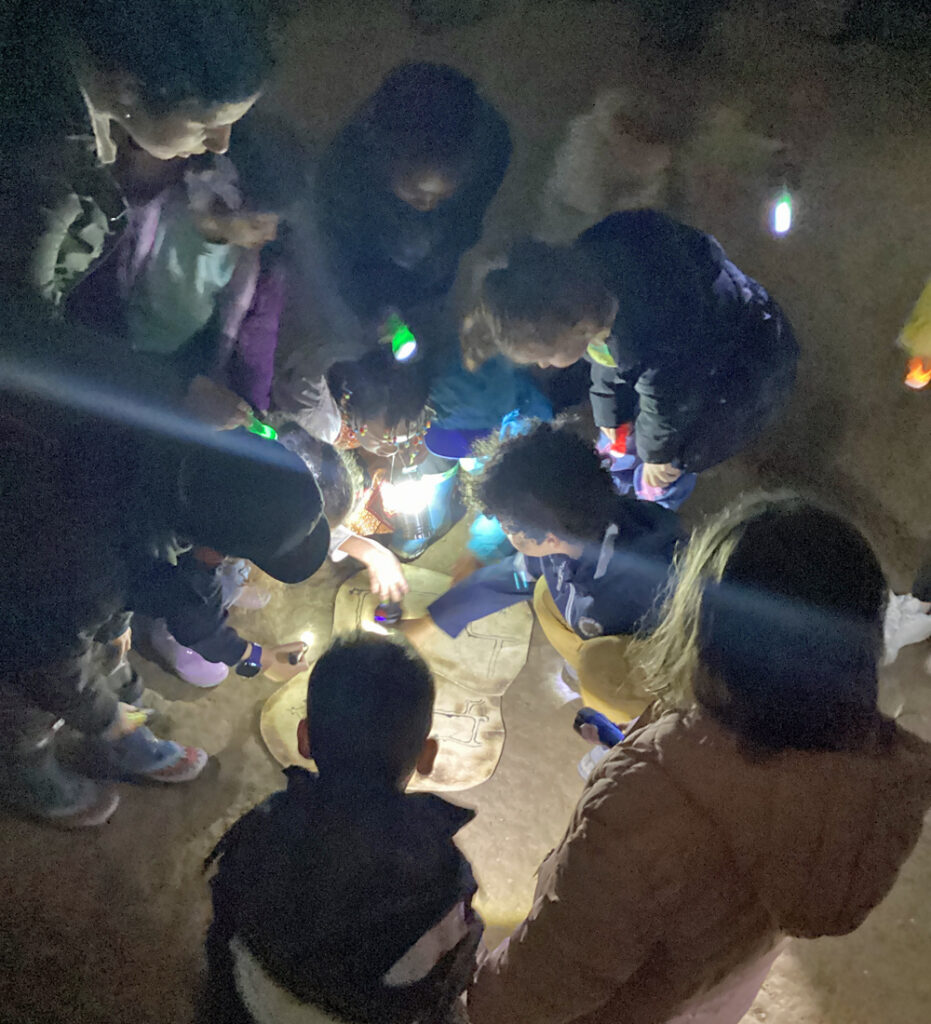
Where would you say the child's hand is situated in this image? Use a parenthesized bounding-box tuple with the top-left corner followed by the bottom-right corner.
(102, 701, 150, 741)
(361, 544, 409, 603)
(261, 642, 310, 683)
(186, 376, 253, 431)
(641, 462, 682, 490)
(109, 628, 132, 664)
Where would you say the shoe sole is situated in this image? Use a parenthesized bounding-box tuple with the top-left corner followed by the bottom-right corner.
(144, 747, 208, 784)
(46, 787, 121, 829)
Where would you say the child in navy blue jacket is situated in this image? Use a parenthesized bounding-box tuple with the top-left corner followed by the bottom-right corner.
(406, 422, 684, 718)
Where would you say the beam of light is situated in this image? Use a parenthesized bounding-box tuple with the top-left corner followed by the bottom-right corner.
(361, 619, 389, 636)
(905, 357, 931, 390)
(299, 630, 315, 647)
(0, 355, 300, 473)
(771, 190, 793, 235)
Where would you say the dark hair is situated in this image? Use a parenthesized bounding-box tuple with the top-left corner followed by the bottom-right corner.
(326, 349, 430, 433)
(224, 114, 310, 215)
(470, 240, 614, 363)
(69, 0, 272, 112)
(635, 495, 889, 753)
(472, 420, 618, 543)
(273, 422, 362, 528)
(362, 62, 479, 175)
(308, 633, 434, 783)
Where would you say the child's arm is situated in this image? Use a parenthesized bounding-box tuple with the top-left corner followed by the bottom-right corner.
(333, 533, 409, 603)
(427, 554, 541, 638)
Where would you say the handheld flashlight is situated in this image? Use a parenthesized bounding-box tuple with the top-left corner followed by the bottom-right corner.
(385, 313, 418, 362)
(770, 188, 793, 236)
(247, 415, 278, 440)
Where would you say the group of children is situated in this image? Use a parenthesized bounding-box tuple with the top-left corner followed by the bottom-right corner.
(1, 2, 930, 1024)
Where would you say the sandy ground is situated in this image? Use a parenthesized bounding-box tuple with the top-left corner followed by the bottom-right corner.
(2, 2, 931, 1022)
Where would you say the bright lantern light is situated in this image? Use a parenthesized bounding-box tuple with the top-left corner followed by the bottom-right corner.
(381, 477, 438, 515)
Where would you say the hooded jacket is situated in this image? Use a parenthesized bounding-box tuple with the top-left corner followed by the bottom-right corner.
(204, 767, 483, 1024)
(578, 211, 798, 472)
(468, 707, 931, 1024)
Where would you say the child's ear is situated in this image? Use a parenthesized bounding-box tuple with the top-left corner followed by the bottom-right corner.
(415, 736, 439, 777)
(296, 717, 311, 759)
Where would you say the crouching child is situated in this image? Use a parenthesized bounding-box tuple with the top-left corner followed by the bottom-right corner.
(203, 633, 482, 1024)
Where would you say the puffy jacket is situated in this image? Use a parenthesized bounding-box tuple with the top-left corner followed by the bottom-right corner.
(469, 707, 931, 1024)
(578, 211, 798, 472)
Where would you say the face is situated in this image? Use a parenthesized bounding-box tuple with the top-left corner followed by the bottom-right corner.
(507, 320, 612, 370)
(356, 414, 427, 463)
(502, 527, 563, 558)
(390, 165, 460, 212)
(194, 209, 280, 248)
(117, 95, 259, 161)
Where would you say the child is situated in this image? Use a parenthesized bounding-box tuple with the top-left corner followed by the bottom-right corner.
(409, 421, 684, 720)
(468, 496, 931, 1024)
(68, 116, 307, 426)
(204, 633, 483, 1024)
(314, 62, 511, 325)
(467, 210, 799, 509)
(148, 420, 406, 686)
(275, 419, 410, 603)
(325, 349, 462, 561)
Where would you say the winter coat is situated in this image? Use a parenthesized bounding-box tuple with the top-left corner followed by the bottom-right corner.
(204, 767, 483, 1024)
(314, 98, 510, 323)
(429, 496, 682, 639)
(468, 706, 931, 1024)
(578, 211, 798, 472)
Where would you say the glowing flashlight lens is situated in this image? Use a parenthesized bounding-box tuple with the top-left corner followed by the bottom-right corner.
(386, 314, 418, 362)
(772, 193, 793, 235)
(905, 357, 931, 390)
(248, 415, 278, 440)
(394, 338, 417, 361)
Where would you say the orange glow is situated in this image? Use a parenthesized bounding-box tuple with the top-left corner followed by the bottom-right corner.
(905, 357, 931, 390)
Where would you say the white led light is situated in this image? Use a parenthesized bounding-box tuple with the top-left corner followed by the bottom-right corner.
(394, 339, 417, 362)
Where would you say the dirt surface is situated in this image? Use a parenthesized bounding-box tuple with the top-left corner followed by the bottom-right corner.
(2, 3, 930, 1023)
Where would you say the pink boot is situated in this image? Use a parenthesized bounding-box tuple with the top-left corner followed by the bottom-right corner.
(150, 623, 229, 688)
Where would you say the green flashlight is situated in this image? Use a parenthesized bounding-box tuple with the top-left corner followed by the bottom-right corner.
(385, 313, 418, 362)
(247, 415, 278, 440)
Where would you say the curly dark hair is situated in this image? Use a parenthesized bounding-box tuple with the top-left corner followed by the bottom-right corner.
(326, 348, 430, 434)
(470, 420, 617, 543)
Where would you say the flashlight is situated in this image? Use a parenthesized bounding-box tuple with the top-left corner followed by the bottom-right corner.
(770, 188, 793, 236)
(374, 601, 404, 625)
(385, 313, 418, 362)
(573, 707, 625, 748)
(905, 357, 931, 391)
(247, 415, 278, 440)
